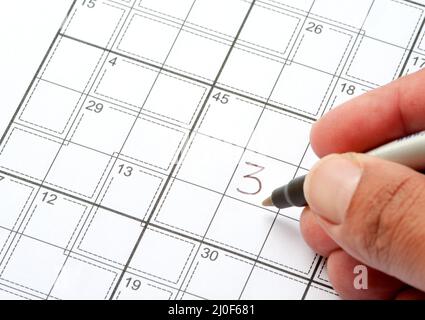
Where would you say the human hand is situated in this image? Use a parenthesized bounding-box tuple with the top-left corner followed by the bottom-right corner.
(301, 69, 425, 299)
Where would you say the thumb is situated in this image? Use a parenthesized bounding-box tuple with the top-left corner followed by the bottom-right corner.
(305, 153, 425, 291)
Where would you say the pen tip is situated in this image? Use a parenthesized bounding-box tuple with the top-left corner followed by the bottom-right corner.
(262, 197, 274, 207)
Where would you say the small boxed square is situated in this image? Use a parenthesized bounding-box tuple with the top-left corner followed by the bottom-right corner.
(46, 144, 112, 198)
(293, 26, 353, 74)
(0, 179, 34, 231)
(227, 151, 297, 210)
(121, 117, 185, 171)
(363, 0, 423, 47)
(270, 64, 334, 115)
(154, 179, 222, 236)
(240, 266, 307, 299)
(50, 257, 117, 300)
(101, 164, 164, 220)
(311, 0, 374, 28)
(305, 285, 339, 300)
(118, 14, 180, 63)
(94, 60, 158, 109)
(259, 215, 317, 276)
(138, 0, 194, 20)
(165, 31, 230, 81)
(347, 37, 406, 86)
(78, 208, 143, 266)
(115, 276, 175, 300)
(71, 102, 134, 155)
(239, 4, 301, 56)
(206, 197, 275, 257)
(24, 196, 87, 249)
(19, 81, 82, 134)
(184, 249, 253, 300)
(199, 94, 262, 146)
(218, 48, 283, 99)
(130, 228, 195, 284)
(42, 37, 103, 92)
(0, 128, 61, 181)
(65, 1, 125, 48)
(248, 108, 312, 166)
(144, 73, 208, 125)
(177, 135, 243, 193)
(1, 237, 66, 295)
(188, 0, 250, 37)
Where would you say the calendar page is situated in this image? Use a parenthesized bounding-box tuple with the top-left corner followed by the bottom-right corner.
(0, 0, 424, 300)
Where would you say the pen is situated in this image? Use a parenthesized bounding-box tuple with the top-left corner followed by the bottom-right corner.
(262, 130, 425, 209)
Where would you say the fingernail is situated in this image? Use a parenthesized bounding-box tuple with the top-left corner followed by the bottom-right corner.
(304, 154, 362, 225)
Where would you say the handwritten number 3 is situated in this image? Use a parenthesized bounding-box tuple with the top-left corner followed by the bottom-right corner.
(237, 162, 265, 195)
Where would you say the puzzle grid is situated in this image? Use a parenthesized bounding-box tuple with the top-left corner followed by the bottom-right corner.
(0, 0, 424, 300)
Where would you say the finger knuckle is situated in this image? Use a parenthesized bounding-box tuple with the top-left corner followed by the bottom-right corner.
(352, 174, 424, 265)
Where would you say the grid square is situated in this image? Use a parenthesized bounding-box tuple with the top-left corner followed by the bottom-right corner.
(24, 196, 87, 249)
(240, 266, 307, 300)
(270, 64, 334, 115)
(177, 135, 243, 193)
(363, 0, 423, 48)
(0, 237, 66, 296)
(259, 215, 317, 276)
(138, 0, 194, 20)
(0, 179, 33, 231)
(94, 60, 158, 109)
(42, 37, 102, 92)
(130, 228, 195, 284)
(101, 164, 164, 220)
(206, 197, 275, 257)
(46, 144, 112, 198)
(118, 14, 180, 63)
(347, 37, 406, 86)
(184, 249, 253, 300)
(165, 30, 230, 81)
(78, 208, 143, 266)
(227, 151, 297, 210)
(50, 257, 117, 300)
(199, 94, 262, 146)
(143, 73, 208, 125)
(70, 103, 134, 155)
(121, 117, 185, 171)
(293, 26, 353, 74)
(187, 0, 250, 37)
(0, 128, 61, 181)
(218, 48, 283, 99)
(248, 108, 312, 165)
(239, 4, 301, 56)
(19, 81, 81, 134)
(154, 179, 222, 236)
(65, 1, 125, 48)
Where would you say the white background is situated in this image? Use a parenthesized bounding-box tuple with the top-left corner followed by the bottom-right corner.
(0, 0, 72, 136)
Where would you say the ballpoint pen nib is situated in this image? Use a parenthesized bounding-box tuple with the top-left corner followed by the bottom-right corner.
(262, 197, 273, 207)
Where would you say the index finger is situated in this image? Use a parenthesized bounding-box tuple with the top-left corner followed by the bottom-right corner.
(311, 69, 425, 157)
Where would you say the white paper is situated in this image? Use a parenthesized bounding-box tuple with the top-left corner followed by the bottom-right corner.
(0, 0, 424, 300)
